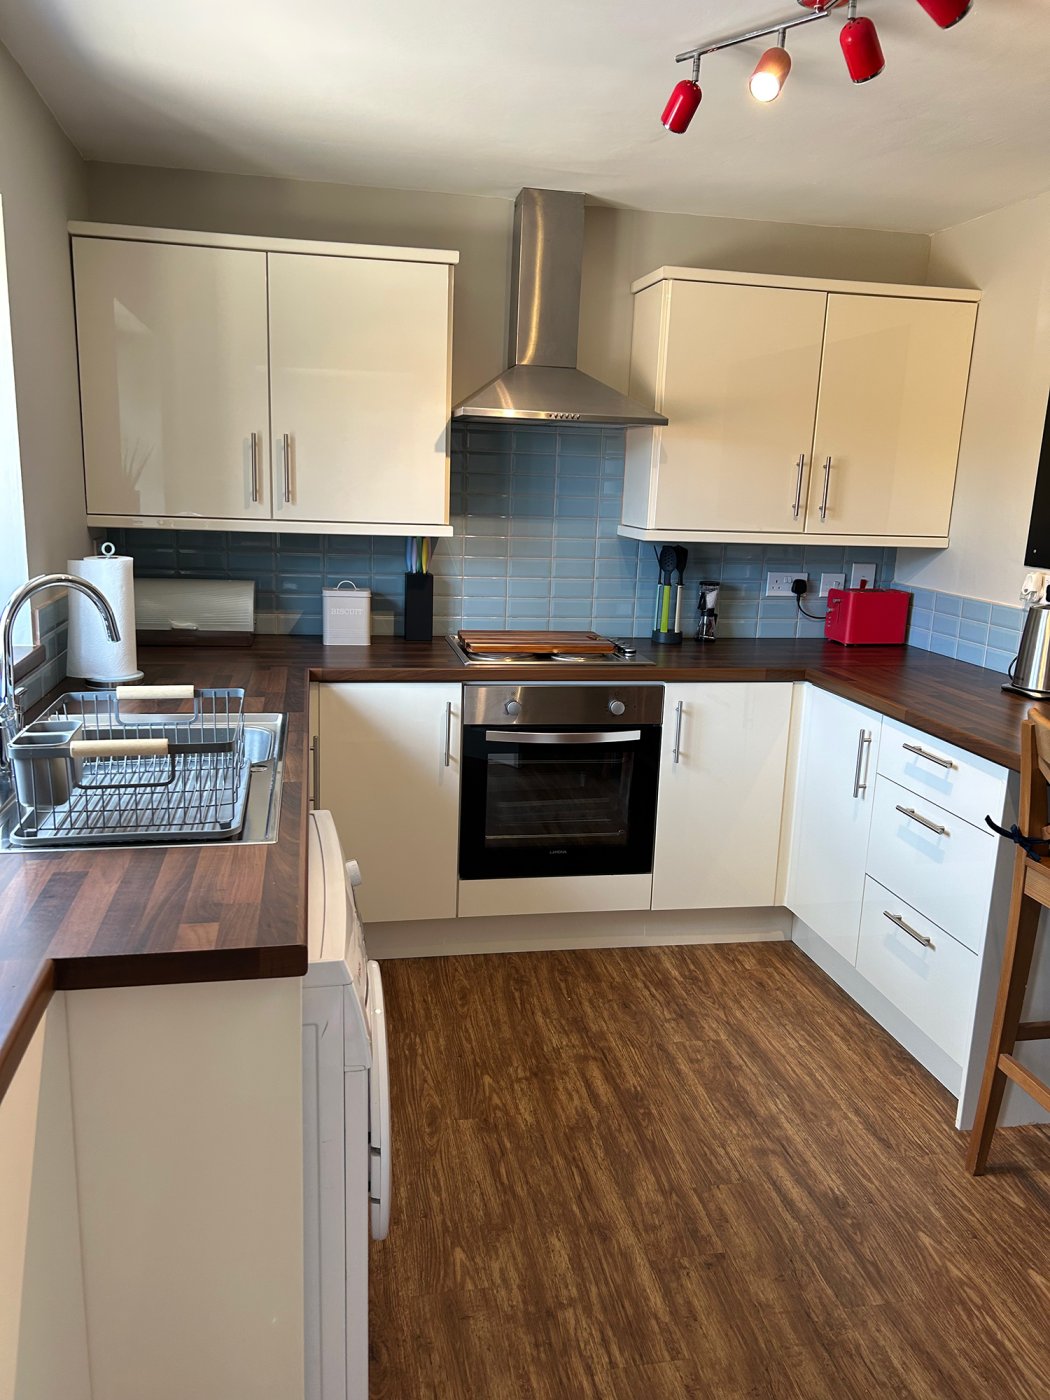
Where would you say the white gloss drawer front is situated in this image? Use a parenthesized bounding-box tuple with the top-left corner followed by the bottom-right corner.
(866, 777, 998, 954)
(876, 718, 1008, 828)
(856, 877, 978, 1067)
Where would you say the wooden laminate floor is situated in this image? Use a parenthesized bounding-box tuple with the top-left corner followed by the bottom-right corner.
(368, 944, 1050, 1399)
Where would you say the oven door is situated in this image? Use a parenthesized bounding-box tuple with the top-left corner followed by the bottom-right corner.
(459, 723, 662, 880)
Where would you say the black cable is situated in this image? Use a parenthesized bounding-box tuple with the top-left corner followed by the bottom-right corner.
(796, 596, 827, 622)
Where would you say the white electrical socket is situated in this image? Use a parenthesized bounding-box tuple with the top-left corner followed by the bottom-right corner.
(819, 572, 845, 597)
(850, 562, 877, 590)
(765, 571, 808, 598)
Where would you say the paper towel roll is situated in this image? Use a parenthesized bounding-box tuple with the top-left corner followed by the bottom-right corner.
(66, 546, 142, 684)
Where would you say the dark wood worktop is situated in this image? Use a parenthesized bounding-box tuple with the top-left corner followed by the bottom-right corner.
(0, 634, 1034, 1101)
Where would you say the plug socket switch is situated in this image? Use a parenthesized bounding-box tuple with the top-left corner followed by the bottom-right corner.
(765, 571, 808, 598)
(850, 562, 877, 590)
(820, 572, 845, 597)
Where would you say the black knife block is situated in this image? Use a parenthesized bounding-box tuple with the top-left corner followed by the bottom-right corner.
(404, 573, 434, 641)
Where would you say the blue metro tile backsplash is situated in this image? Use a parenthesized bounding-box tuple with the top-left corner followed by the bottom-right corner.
(96, 424, 902, 642)
(894, 583, 1024, 675)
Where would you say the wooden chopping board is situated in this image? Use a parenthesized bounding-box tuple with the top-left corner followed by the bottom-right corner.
(458, 630, 617, 655)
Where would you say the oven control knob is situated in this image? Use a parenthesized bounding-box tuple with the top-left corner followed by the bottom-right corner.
(608, 699, 626, 717)
(504, 699, 522, 716)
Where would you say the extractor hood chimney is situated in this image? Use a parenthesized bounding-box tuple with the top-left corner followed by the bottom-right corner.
(452, 188, 668, 426)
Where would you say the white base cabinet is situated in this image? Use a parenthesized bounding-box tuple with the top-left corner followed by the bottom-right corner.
(316, 683, 461, 923)
(784, 686, 882, 965)
(652, 683, 792, 910)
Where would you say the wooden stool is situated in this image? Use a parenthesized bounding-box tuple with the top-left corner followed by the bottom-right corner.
(966, 705, 1050, 1174)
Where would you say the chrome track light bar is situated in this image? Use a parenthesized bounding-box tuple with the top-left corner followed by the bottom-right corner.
(675, 1, 844, 66)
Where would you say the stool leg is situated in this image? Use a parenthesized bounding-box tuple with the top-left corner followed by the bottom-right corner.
(966, 858, 1042, 1175)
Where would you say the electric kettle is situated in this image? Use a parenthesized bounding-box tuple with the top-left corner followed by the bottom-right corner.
(1004, 603, 1050, 698)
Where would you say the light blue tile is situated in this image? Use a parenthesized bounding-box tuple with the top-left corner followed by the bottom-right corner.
(553, 556, 597, 579)
(557, 454, 602, 479)
(988, 625, 1020, 653)
(466, 515, 514, 537)
(598, 579, 640, 600)
(553, 517, 595, 538)
(463, 576, 507, 599)
(463, 537, 508, 558)
(553, 537, 595, 559)
(595, 557, 638, 581)
(796, 617, 827, 639)
(758, 599, 801, 620)
(506, 606, 550, 624)
(463, 556, 507, 577)
(557, 430, 602, 456)
(909, 589, 936, 612)
(512, 537, 556, 558)
(512, 427, 558, 454)
(984, 647, 1015, 675)
(929, 633, 958, 658)
(757, 620, 800, 638)
(991, 605, 1022, 631)
(509, 557, 554, 577)
(932, 592, 962, 617)
(958, 619, 988, 645)
(961, 598, 992, 623)
(509, 515, 554, 538)
(931, 613, 960, 638)
(551, 578, 593, 599)
(722, 563, 763, 582)
(511, 454, 556, 477)
(955, 641, 987, 668)
(909, 629, 932, 651)
(593, 600, 635, 621)
(556, 477, 600, 501)
(720, 618, 760, 637)
(909, 607, 934, 633)
(508, 577, 550, 599)
(548, 613, 593, 630)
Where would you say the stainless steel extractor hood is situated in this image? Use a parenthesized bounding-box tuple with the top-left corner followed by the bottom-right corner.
(452, 188, 668, 426)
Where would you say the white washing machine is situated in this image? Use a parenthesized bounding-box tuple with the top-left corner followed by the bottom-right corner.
(303, 809, 391, 1400)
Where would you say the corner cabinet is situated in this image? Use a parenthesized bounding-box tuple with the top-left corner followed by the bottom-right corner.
(621, 267, 979, 547)
(70, 223, 458, 537)
(652, 682, 793, 910)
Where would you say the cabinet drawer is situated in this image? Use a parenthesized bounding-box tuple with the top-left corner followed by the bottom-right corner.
(866, 777, 997, 953)
(857, 877, 978, 1066)
(877, 718, 1008, 826)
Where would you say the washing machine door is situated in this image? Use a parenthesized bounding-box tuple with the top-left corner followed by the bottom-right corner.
(366, 959, 391, 1241)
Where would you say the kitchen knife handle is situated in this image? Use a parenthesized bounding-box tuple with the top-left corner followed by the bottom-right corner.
(792, 453, 805, 519)
(819, 457, 832, 521)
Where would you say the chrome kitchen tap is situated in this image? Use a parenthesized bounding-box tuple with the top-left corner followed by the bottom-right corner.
(0, 574, 121, 774)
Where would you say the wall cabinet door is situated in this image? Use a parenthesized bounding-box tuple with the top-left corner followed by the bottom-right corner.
(785, 687, 883, 964)
(652, 682, 793, 910)
(268, 253, 451, 528)
(74, 238, 270, 521)
(806, 293, 977, 537)
(317, 683, 460, 923)
(636, 282, 827, 535)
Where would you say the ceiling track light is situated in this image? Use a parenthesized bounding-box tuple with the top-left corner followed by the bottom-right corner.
(840, 0, 885, 83)
(662, 0, 974, 128)
(750, 30, 792, 104)
(915, 0, 974, 27)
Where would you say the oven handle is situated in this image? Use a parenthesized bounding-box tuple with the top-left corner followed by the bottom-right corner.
(483, 729, 643, 745)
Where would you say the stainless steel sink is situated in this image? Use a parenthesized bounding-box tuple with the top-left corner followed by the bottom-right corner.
(0, 713, 287, 851)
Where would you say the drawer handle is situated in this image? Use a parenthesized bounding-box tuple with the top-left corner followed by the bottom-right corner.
(672, 699, 684, 765)
(895, 804, 949, 837)
(902, 742, 955, 771)
(883, 910, 935, 950)
(853, 729, 872, 799)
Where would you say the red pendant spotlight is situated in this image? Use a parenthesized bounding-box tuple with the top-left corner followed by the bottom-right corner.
(749, 31, 792, 103)
(661, 56, 702, 133)
(915, 0, 973, 27)
(840, 2, 884, 83)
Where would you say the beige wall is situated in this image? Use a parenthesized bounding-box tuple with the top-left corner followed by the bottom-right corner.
(579, 204, 931, 393)
(0, 41, 89, 574)
(895, 190, 1050, 607)
(86, 162, 933, 407)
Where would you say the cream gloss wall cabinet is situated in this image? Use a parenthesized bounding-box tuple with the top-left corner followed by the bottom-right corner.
(314, 682, 461, 922)
(622, 268, 979, 546)
(71, 224, 457, 536)
(652, 682, 793, 910)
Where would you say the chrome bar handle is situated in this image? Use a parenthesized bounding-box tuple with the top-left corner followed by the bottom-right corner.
(819, 457, 832, 520)
(444, 701, 453, 767)
(310, 735, 320, 808)
(895, 804, 949, 837)
(249, 431, 260, 503)
(484, 729, 642, 746)
(282, 432, 292, 504)
(884, 910, 935, 950)
(791, 454, 805, 519)
(902, 742, 955, 770)
(852, 729, 872, 799)
(672, 699, 684, 765)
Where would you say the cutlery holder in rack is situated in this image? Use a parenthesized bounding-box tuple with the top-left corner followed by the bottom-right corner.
(8, 685, 249, 845)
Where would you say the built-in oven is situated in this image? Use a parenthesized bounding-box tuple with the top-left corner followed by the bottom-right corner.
(459, 684, 664, 881)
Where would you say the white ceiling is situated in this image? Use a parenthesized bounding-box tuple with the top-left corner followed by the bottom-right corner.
(0, 0, 1047, 234)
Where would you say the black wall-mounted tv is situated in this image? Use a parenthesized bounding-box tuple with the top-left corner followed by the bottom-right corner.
(1024, 386, 1050, 568)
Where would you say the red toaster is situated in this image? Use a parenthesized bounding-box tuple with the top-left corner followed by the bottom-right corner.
(824, 587, 909, 645)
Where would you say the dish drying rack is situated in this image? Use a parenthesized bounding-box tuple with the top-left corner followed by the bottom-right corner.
(7, 685, 249, 847)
